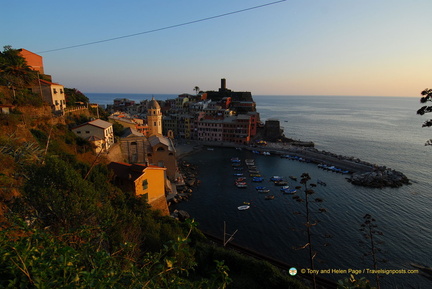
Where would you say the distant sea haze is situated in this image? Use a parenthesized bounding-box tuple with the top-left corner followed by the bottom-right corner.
(86, 93, 178, 106)
(91, 93, 432, 288)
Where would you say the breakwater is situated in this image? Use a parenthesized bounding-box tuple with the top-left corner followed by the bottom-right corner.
(187, 141, 409, 188)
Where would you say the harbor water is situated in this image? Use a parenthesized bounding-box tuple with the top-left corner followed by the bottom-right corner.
(173, 95, 432, 288)
(87, 92, 432, 288)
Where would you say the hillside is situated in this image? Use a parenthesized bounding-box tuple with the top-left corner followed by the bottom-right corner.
(0, 88, 309, 288)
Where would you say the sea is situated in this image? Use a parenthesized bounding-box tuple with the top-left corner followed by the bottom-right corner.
(87, 93, 432, 288)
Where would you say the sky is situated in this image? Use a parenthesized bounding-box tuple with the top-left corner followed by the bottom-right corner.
(2, 0, 431, 97)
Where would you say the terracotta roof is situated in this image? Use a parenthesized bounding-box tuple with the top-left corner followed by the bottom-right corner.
(39, 79, 61, 86)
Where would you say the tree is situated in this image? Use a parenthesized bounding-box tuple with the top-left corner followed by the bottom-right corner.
(416, 88, 432, 145)
(292, 173, 330, 289)
(194, 86, 200, 95)
(0, 46, 37, 90)
(359, 214, 385, 289)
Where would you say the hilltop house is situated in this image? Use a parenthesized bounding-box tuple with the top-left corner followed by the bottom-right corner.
(72, 119, 114, 153)
(31, 79, 66, 112)
(108, 162, 169, 215)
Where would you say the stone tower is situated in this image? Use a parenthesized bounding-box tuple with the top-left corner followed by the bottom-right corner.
(147, 97, 162, 136)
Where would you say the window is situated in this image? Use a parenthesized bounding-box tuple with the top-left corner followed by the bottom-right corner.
(85, 131, 90, 134)
(142, 179, 148, 190)
(53, 88, 57, 94)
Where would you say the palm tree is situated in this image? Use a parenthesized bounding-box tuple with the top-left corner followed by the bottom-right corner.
(193, 86, 200, 95)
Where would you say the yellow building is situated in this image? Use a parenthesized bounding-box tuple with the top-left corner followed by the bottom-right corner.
(108, 162, 169, 215)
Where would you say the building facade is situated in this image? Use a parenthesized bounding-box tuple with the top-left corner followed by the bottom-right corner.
(72, 119, 114, 152)
(108, 162, 169, 215)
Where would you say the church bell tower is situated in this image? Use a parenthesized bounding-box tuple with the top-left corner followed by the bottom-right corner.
(147, 97, 162, 136)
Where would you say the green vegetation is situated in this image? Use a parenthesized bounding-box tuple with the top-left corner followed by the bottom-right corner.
(417, 88, 432, 145)
(0, 82, 305, 288)
(64, 88, 89, 107)
(0, 45, 43, 106)
(0, 45, 307, 287)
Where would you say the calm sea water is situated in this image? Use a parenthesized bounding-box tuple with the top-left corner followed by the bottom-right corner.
(89, 93, 432, 288)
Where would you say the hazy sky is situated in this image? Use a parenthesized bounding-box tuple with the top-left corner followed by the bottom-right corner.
(3, 0, 431, 97)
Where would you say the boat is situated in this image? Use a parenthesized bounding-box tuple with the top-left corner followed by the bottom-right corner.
(207, 147, 214, 151)
(252, 177, 264, 182)
(238, 205, 250, 211)
(270, 176, 283, 181)
(235, 177, 246, 182)
(265, 195, 275, 200)
(317, 179, 327, 186)
(282, 189, 297, 194)
(255, 186, 267, 190)
(274, 180, 288, 186)
(236, 183, 247, 188)
(233, 173, 243, 176)
(257, 189, 270, 193)
(280, 185, 290, 190)
(289, 176, 297, 181)
(262, 151, 270, 156)
(250, 174, 261, 177)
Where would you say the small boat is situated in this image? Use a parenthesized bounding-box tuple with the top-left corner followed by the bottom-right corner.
(252, 177, 264, 182)
(282, 189, 297, 194)
(270, 176, 283, 181)
(274, 181, 288, 186)
(317, 179, 327, 186)
(243, 202, 251, 205)
(233, 167, 244, 171)
(262, 152, 270, 156)
(280, 185, 290, 190)
(236, 183, 247, 188)
(233, 173, 243, 176)
(255, 186, 267, 190)
(235, 177, 246, 182)
(257, 189, 270, 193)
(265, 195, 275, 200)
(250, 174, 261, 177)
(238, 205, 250, 211)
(289, 176, 297, 181)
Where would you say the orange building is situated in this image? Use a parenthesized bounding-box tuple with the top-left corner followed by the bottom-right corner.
(18, 48, 44, 74)
(108, 162, 169, 215)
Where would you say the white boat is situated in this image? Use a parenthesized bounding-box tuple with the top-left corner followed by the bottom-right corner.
(238, 205, 250, 211)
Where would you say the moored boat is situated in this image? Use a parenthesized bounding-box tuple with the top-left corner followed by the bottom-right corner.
(238, 205, 250, 210)
(274, 180, 288, 186)
(265, 195, 275, 200)
(282, 189, 297, 194)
